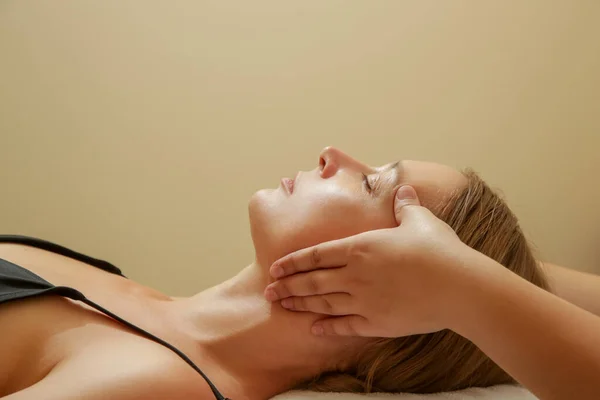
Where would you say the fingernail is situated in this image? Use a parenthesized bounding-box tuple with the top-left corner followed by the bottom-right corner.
(271, 264, 284, 278)
(312, 324, 324, 336)
(265, 288, 279, 301)
(396, 185, 416, 200)
(281, 298, 293, 308)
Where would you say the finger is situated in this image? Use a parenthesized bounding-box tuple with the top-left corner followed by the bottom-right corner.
(311, 315, 370, 337)
(270, 237, 353, 279)
(264, 269, 347, 301)
(280, 293, 354, 315)
(394, 185, 422, 226)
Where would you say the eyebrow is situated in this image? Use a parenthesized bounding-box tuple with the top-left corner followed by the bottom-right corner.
(371, 161, 402, 195)
(385, 161, 402, 187)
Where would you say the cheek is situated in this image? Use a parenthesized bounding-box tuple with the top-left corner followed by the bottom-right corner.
(248, 187, 393, 266)
(282, 189, 384, 250)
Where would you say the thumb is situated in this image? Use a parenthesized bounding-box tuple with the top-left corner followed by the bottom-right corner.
(394, 185, 421, 225)
(312, 315, 370, 337)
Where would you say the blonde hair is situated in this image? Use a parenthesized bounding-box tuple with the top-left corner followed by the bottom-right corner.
(297, 170, 549, 393)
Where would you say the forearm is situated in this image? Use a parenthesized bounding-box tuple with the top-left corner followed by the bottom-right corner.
(540, 262, 600, 317)
(452, 252, 600, 400)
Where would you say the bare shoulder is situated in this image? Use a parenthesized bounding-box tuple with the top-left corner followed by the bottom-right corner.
(5, 340, 213, 400)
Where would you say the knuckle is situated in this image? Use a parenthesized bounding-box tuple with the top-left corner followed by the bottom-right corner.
(348, 240, 370, 259)
(321, 296, 334, 314)
(345, 317, 358, 336)
(308, 274, 320, 293)
(323, 322, 336, 336)
(296, 296, 307, 311)
(310, 247, 322, 267)
(287, 254, 298, 273)
(275, 281, 290, 298)
(350, 273, 368, 289)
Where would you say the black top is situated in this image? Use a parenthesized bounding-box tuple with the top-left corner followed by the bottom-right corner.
(0, 235, 229, 400)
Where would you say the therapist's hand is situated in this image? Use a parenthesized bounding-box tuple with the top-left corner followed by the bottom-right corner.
(264, 185, 479, 338)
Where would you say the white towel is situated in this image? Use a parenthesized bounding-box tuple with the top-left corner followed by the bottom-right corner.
(273, 385, 538, 400)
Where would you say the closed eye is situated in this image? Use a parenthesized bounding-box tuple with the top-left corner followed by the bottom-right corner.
(362, 173, 372, 192)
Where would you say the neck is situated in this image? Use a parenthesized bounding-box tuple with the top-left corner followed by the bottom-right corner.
(172, 261, 351, 400)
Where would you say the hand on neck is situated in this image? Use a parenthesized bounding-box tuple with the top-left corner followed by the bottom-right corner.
(175, 260, 360, 399)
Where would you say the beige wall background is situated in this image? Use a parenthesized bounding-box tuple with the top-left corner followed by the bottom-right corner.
(1, 1, 598, 296)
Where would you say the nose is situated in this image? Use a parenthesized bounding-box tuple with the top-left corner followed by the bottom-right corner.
(318, 146, 368, 179)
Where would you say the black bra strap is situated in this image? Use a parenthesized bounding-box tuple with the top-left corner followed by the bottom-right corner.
(0, 235, 125, 277)
(59, 287, 229, 400)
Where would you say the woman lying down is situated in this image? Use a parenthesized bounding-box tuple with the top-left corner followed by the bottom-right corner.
(1, 146, 599, 400)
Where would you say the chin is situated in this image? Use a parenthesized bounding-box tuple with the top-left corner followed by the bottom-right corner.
(248, 189, 276, 228)
(248, 189, 281, 267)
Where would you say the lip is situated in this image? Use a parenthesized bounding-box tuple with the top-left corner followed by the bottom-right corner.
(281, 178, 294, 194)
(281, 172, 299, 195)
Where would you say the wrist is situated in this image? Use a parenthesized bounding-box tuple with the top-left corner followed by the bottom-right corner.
(441, 248, 512, 336)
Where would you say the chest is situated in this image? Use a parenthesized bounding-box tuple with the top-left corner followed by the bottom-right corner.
(0, 296, 209, 398)
(0, 244, 186, 392)
(0, 243, 171, 314)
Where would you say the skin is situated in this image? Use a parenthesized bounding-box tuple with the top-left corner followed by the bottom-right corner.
(541, 262, 600, 317)
(2, 146, 597, 399)
(0, 147, 470, 400)
(249, 146, 467, 269)
(264, 187, 600, 400)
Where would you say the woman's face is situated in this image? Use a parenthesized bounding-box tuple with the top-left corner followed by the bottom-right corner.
(249, 147, 466, 267)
